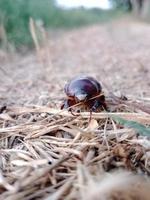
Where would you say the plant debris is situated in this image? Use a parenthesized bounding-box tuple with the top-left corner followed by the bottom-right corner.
(1, 19, 150, 199)
(0, 95, 150, 199)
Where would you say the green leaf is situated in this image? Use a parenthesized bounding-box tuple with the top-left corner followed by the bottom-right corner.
(111, 115, 150, 136)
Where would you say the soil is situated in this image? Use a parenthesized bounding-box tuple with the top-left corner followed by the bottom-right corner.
(0, 18, 150, 107)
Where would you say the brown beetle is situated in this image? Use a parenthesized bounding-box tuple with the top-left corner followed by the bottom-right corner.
(61, 76, 107, 112)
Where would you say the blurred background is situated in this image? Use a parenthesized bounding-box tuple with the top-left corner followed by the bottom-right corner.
(0, 0, 150, 49)
(0, 0, 150, 106)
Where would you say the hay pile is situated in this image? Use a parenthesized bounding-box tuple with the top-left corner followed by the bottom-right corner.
(0, 94, 150, 200)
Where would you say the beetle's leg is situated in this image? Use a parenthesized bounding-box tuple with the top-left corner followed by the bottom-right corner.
(67, 99, 81, 116)
(61, 100, 67, 110)
(91, 100, 100, 112)
(91, 95, 107, 111)
(61, 103, 64, 110)
(61, 99, 81, 116)
(61, 99, 80, 116)
(99, 95, 107, 110)
(101, 101, 107, 111)
(61, 99, 73, 110)
(89, 109, 92, 123)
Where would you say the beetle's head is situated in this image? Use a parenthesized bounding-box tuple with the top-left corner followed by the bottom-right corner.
(75, 90, 87, 102)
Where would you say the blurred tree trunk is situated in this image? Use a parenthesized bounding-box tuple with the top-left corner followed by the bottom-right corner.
(131, 0, 150, 19)
(131, 0, 142, 15)
(141, 0, 150, 19)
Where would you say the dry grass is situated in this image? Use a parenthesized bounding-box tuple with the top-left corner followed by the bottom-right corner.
(1, 18, 150, 199)
(0, 94, 150, 200)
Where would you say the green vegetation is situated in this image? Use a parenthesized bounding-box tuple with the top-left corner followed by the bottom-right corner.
(112, 116, 150, 136)
(0, 0, 121, 49)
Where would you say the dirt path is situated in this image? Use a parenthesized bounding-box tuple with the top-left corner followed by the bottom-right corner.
(0, 18, 150, 106)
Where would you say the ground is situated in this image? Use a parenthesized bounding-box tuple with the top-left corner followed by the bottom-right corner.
(0, 18, 150, 200)
(0, 17, 150, 106)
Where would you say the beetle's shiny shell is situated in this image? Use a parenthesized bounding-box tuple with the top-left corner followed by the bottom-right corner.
(65, 76, 102, 99)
